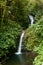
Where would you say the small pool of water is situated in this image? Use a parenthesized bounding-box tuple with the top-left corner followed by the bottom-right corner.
(2, 52, 36, 65)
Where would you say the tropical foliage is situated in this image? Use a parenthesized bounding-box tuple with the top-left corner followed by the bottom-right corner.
(0, 0, 29, 58)
(0, 0, 43, 65)
(0, 19, 22, 58)
(24, 0, 43, 65)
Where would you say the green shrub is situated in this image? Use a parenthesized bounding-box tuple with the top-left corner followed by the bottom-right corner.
(24, 16, 43, 65)
(33, 54, 43, 65)
(24, 17, 43, 51)
(28, 0, 43, 23)
(0, 19, 22, 58)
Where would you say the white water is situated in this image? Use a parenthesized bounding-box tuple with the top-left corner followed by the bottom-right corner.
(15, 15, 34, 55)
(15, 31, 25, 55)
(29, 15, 34, 25)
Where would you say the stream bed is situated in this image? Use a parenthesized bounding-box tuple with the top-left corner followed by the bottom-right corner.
(2, 51, 36, 65)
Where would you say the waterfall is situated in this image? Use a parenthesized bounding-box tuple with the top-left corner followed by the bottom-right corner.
(29, 15, 34, 25)
(15, 31, 25, 55)
(15, 15, 34, 55)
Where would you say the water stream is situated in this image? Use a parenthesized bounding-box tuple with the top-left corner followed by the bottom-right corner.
(29, 15, 34, 25)
(15, 31, 25, 55)
(15, 15, 34, 55)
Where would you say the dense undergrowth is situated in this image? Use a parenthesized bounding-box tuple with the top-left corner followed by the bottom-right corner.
(0, 0, 29, 58)
(0, 19, 22, 58)
(0, 0, 43, 65)
(24, 17, 43, 65)
(24, 1, 43, 65)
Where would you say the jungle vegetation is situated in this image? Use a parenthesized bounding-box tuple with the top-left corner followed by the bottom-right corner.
(0, 0, 43, 65)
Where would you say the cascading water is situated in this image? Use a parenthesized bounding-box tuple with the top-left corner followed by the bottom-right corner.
(15, 31, 25, 55)
(29, 15, 34, 25)
(15, 15, 34, 55)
